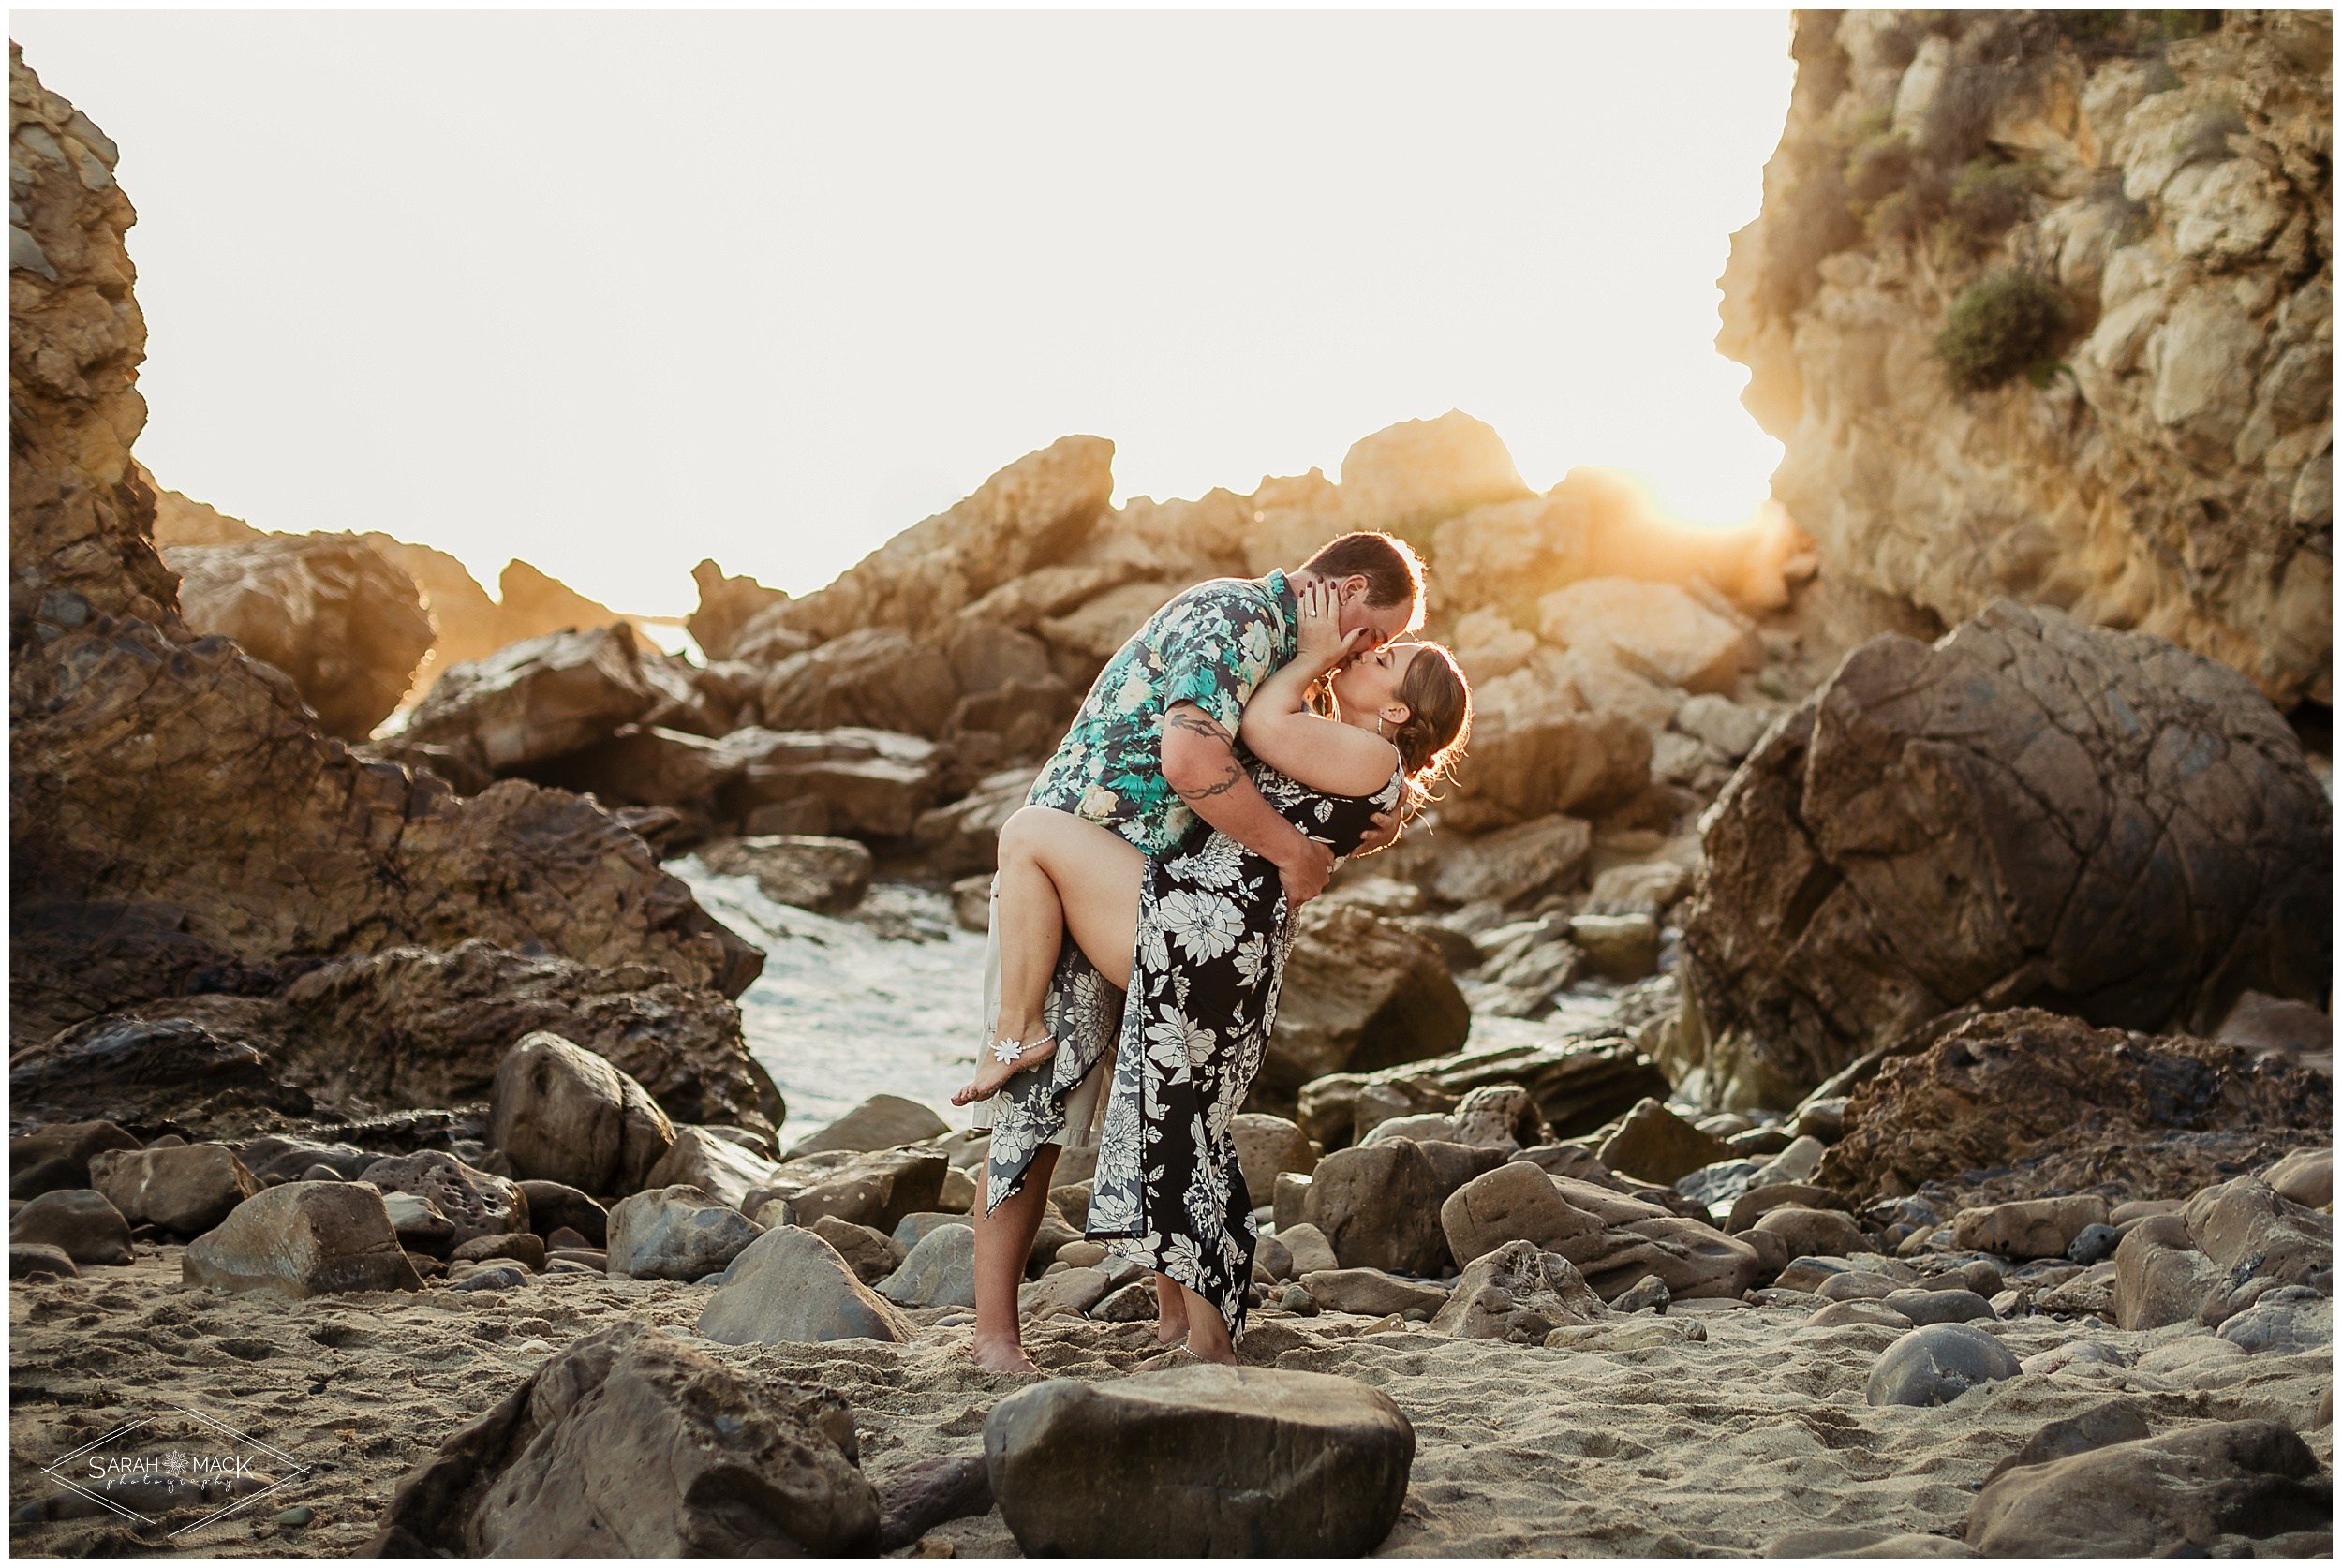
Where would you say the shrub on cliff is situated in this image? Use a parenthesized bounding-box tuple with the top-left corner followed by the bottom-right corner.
(1934, 271, 2068, 392)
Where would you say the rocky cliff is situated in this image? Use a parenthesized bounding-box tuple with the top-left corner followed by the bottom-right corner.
(1718, 10, 2332, 708)
(8, 47, 770, 1129)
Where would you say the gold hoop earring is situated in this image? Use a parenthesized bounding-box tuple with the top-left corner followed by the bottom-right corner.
(1375, 717, 1392, 741)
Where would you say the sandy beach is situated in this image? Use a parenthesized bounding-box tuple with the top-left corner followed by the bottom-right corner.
(11, 1244, 2330, 1558)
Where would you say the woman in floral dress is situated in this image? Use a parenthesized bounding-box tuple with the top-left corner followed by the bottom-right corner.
(958, 579, 1472, 1363)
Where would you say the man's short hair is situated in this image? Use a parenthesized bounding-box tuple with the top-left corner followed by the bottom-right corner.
(1302, 532, 1427, 623)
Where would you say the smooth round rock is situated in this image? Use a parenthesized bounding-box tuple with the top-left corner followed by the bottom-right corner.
(1881, 1287, 1996, 1325)
(986, 1366, 1412, 1555)
(2066, 1223, 2122, 1265)
(1866, 1322, 2021, 1407)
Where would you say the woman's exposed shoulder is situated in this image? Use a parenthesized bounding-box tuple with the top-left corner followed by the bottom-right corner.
(1284, 717, 1402, 799)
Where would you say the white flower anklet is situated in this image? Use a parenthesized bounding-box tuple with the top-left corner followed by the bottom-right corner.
(989, 1037, 1025, 1066)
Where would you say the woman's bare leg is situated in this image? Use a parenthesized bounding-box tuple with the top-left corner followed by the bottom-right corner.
(953, 806, 1141, 1105)
(971, 1144, 1060, 1374)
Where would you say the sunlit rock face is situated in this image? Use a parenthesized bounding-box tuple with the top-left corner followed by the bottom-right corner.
(7, 48, 764, 1129)
(1718, 10, 2332, 707)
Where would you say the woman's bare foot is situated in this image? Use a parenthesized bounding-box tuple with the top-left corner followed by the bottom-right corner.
(1184, 1318, 1238, 1366)
(951, 1033, 1059, 1106)
(970, 1335, 1040, 1374)
(1153, 1272, 1190, 1344)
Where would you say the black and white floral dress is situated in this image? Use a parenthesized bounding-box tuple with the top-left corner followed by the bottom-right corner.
(1085, 761, 1405, 1338)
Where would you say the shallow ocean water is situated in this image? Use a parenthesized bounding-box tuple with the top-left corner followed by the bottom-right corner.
(674, 863, 990, 1143)
(673, 861, 1624, 1144)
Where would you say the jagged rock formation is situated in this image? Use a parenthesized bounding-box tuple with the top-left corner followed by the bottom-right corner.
(1814, 1008, 2332, 1201)
(1719, 10, 2333, 707)
(163, 534, 434, 739)
(7, 49, 766, 1131)
(1681, 599, 2330, 1107)
(143, 472, 633, 715)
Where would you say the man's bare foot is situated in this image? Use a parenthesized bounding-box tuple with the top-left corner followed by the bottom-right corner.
(970, 1336, 1040, 1374)
(950, 1034, 1059, 1107)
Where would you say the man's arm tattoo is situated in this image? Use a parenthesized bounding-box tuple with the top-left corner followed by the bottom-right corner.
(1174, 761, 1245, 802)
(1165, 707, 1233, 743)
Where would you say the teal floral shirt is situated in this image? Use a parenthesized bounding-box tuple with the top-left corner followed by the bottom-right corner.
(1029, 571, 1298, 856)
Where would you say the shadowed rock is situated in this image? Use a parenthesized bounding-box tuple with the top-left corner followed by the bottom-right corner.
(183, 1182, 423, 1298)
(367, 1322, 878, 1555)
(1816, 1010, 2331, 1202)
(164, 533, 433, 741)
(1683, 602, 2330, 1106)
(985, 1365, 1413, 1556)
(1966, 1420, 2328, 1556)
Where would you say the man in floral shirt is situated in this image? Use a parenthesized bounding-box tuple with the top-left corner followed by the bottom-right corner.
(968, 531, 1425, 1372)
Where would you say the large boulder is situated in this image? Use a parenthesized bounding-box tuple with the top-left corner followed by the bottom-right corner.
(2185, 1175, 2332, 1293)
(1429, 1240, 1608, 1340)
(1299, 1139, 1487, 1275)
(877, 1222, 978, 1309)
(402, 623, 660, 776)
(1427, 815, 1593, 908)
(1338, 410, 1533, 545)
(755, 629, 959, 738)
(182, 1182, 423, 1297)
(758, 1148, 951, 1234)
(697, 1225, 913, 1345)
(1816, 1010, 2332, 1202)
(686, 559, 791, 663)
(643, 1127, 782, 1212)
(1965, 1421, 2329, 1556)
(9, 1120, 141, 1199)
(2112, 1215, 2230, 1332)
(1434, 701, 1653, 834)
(605, 1185, 763, 1281)
(767, 436, 1115, 645)
(90, 1144, 260, 1236)
(489, 1032, 675, 1196)
(1230, 1114, 1318, 1203)
(164, 533, 435, 741)
(368, 1322, 879, 1555)
(1437, 1161, 1761, 1301)
(1297, 1037, 1668, 1151)
(695, 836, 874, 915)
(359, 1152, 528, 1248)
(719, 728, 942, 840)
(257, 939, 773, 1131)
(1538, 577, 1761, 695)
(1261, 905, 1471, 1105)
(985, 1365, 1414, 1556)
(10, 1189, 133, 1265)
(1683, 602, 2331, 1106)
(784, 1095, 951, 1160)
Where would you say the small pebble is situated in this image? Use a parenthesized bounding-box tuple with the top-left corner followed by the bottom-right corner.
(275, 1505, 314, 1529)
(1277, 1285, 1318, 1316)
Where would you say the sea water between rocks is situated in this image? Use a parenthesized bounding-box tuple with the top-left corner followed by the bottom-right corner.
(675, 864, 989, 1142)
(676, 862, 1634, 1144)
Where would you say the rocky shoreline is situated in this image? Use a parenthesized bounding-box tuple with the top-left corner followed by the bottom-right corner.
(8, 11, 2333, 1559)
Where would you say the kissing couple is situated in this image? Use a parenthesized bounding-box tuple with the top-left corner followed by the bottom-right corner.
(948, 531, 1473, 1373)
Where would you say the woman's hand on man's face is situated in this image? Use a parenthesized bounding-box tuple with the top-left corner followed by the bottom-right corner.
(1296, 579, 1367, 673)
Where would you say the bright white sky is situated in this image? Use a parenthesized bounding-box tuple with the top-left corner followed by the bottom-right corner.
(14, 8, 1796, 621)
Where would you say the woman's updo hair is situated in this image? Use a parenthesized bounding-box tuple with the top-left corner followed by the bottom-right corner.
(1390, 642, 1471, 800)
